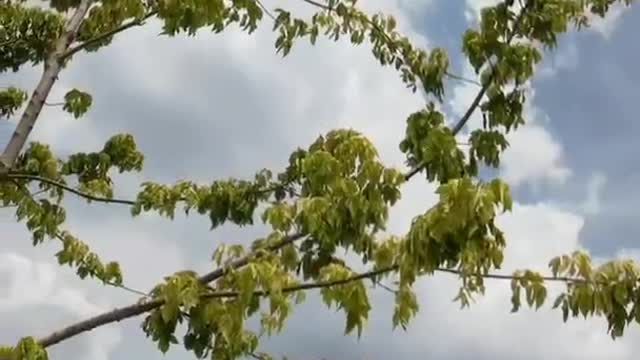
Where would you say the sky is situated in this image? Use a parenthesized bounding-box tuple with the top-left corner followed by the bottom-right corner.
(1, 0, 640, 359)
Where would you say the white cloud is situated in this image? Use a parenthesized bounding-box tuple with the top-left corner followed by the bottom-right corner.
(581, 172, 607, 215)
(0, 252, 121, 360)
(500, 121, 572, 188)
(538, 40, 579, 79)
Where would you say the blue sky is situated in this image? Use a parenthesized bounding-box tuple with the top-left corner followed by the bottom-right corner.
(1, 1, 640, 359)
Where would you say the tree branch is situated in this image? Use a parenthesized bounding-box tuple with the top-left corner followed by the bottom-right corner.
(63, 11, 158, 59)
(204, 265, 396, 299)
(404, 1, 531, 182)
(298, 0, 477, 86)
(0, 0, 94, 173)
(35, 239, 590, 352)
(4, 173, 296, 209)
(33, 232, 305, 349)
(202, 265, 588, 300)
(6, 173, 136, 205)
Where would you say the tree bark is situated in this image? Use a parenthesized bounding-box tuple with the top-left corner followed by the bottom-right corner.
(0, 0, 94, 173)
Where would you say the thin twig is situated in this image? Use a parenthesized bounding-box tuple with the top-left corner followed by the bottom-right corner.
(301, 0, 332, 10)
(44, 102, 64, 107)
(255, 0, 276, 21)
(105, 281, 151, 298)
(445, 71, 482, 87)
(372, 279, 398, 294)
(6, 173, 136, 205)
(3, 172, 293, 208)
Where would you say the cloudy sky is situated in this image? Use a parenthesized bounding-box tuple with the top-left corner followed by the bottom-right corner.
(1, 0, 640, 359)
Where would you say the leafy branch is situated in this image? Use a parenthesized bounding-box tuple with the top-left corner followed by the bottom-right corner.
(404, 0, 531, 181)
(32, 254, 592, 351)
(63, 11, 158, 59)
(298, 0, 480, 87)
(6, 173, 136, 205)
(33, 232, 304, 349)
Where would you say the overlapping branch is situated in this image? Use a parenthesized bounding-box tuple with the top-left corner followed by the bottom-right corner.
(36, 255, 589, 349)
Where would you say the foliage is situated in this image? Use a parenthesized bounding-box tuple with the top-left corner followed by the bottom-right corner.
(62, 89, 93, 118)
(0, 0, 636, 359)
(0, 86, 27, 117)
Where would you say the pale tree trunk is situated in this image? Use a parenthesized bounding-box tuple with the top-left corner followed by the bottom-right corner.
(0, 0, 94, 174)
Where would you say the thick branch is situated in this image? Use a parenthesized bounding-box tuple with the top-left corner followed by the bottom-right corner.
(39, 300, 162, 347)
(0, 0, 94, 173)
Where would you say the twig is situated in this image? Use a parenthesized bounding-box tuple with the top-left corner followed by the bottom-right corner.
(6, 173, 136, 205)
(44, 101, 64, 107)
(3, 173, 293, 208)
(300, 0, 332, 10)
(372, 279, 398, 294)
(445, 72, 482, 87)
(0, 0, 94, 173)
(255, 0, 276, 21)
(105, 280, 151, 298)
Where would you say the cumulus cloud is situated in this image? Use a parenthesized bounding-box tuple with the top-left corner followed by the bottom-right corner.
(538, 40, 579, 79)
(0, 252, 121, 360)
(500, 120, 572, 188)
(581, 172, 608, 215)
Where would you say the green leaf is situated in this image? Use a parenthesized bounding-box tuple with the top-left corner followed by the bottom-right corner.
(63, 89, 93, 119)
(0, 86, 28, 117)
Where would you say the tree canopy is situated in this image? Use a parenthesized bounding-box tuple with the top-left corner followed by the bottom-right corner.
(0, 0, 637, 359)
